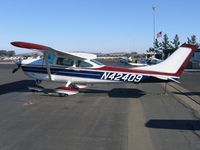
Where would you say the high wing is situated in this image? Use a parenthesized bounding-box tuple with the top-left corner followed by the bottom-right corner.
(11, 41, 97, 60)
(11, 41, 97, 82)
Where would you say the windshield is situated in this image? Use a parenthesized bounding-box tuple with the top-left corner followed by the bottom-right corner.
(91, 59, 104, 65)
(76, 60, 93, 67)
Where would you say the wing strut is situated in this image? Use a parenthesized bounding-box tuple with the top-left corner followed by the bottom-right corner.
(44, 52, 52, 81)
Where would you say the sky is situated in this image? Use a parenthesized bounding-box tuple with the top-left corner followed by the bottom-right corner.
(1, 0, 200, 54)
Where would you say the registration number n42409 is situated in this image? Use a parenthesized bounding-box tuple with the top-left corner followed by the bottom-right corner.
(100, 72, 143, 83)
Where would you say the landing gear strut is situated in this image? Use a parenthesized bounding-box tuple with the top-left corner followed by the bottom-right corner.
(163, 82, 168, 95)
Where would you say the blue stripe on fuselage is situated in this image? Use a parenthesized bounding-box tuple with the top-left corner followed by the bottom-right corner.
(22, 66, 104, 79)
(21, 65, 166, 83)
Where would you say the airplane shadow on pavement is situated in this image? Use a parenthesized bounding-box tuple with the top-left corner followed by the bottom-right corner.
(146, 119, 200, 130)
(0, 80, 145, 98)
(0, 80, 35, 95)
(81, 88, 145, 98)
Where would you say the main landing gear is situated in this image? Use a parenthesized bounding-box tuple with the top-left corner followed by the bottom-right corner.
(28, 81, 82, 97)
(55, 81, 79, 96)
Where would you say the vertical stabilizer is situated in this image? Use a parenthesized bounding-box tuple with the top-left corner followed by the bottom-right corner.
(135, 44, 198, 76)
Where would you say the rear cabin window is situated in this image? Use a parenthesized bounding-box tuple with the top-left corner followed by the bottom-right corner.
(57, 58, 74, 66)
(76, 60, 93, 67)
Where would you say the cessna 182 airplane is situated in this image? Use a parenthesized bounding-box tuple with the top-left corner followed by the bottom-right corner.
(11, 41, 197, 96)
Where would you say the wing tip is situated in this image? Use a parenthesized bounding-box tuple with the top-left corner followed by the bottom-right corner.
(11, 41, 49, 50)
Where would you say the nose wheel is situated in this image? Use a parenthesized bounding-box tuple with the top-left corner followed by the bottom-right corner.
(35, 79, 42, 85)
(58, 93, 68, 97)
(28, 79, 43, 92)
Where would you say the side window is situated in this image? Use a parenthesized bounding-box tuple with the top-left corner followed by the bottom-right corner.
(47, 52, 57, 64)
(76, 60, 93, 67)
(57, 57, 74, 66)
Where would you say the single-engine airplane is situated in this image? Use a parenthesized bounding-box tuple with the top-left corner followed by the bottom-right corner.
(11, 41, 197, 96)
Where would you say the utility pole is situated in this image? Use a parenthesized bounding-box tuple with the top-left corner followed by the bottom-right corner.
(152, 6, 156, 48)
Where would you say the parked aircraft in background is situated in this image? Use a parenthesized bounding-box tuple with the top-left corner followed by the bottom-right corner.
(118, 57, 130, 63)
(128, 57, 163, 67)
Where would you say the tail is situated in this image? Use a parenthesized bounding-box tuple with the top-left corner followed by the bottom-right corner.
(135, 44, 198, 76)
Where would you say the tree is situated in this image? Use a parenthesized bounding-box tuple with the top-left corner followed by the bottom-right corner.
(171, 34, 180, 50)
(187, 35, 199, 45)
(7, 51, 15, 57)
(154, 39, 162, 51)
(147, 47, 155, 52)
(161, 34, 171, 50)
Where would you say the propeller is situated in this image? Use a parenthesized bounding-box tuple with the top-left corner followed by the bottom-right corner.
(12, 59, 22, 73)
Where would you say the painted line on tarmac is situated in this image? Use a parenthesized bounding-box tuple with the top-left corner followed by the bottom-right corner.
(128, 100, 154, 150)
(0, 61, 14, 64)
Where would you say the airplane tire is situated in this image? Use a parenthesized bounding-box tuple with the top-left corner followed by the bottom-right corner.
(35, 79, 42, 85)
(58, 93, 68, 97)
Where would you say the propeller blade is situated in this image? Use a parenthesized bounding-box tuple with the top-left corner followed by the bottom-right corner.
(12, 60, 22, 74)
(12, 68, 19, 73)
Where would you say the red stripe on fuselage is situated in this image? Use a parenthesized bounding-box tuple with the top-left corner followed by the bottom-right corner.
(87, 66, 174, 76)
(87, 44, 198, 77)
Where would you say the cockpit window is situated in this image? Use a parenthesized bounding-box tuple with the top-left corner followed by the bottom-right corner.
(57, 57, 74, 66)
(76, 60, 93, 67)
